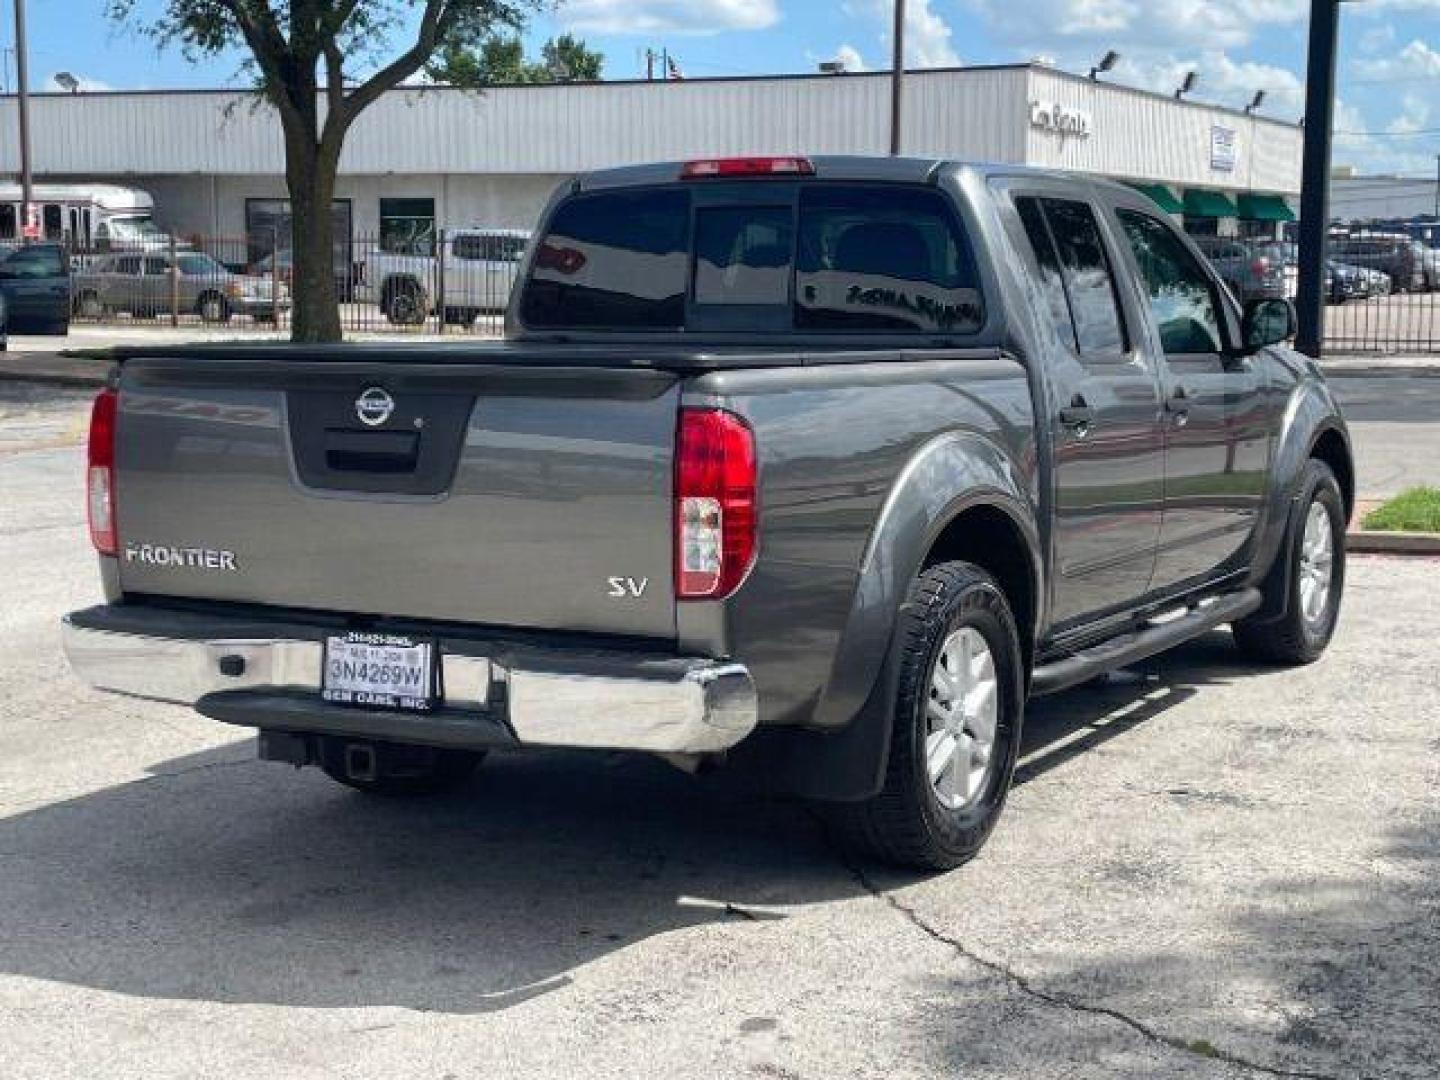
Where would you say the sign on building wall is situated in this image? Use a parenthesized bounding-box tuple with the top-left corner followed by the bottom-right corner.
(1029, 100, 1092, 139)
(1210, 126, 1237, 172)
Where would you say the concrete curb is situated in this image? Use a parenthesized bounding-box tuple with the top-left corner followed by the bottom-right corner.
(1322, 365, 1440, 379)
(0, 353, 110, 389)
(1346, 529, 1440, 556)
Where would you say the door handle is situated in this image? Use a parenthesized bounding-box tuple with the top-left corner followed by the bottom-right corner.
(1058, 395, 1095, 433)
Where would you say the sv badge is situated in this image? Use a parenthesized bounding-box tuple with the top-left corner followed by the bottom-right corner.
(607, 576, 649, 598)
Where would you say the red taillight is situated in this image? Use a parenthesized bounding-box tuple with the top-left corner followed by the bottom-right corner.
(675, 409, 757, 600)
(680, 156, 815, 179)
(87, 388, 118, 556)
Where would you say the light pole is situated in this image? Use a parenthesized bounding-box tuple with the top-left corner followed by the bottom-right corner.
(13, 0, 33, 241)
(1295, 0, 1340, 359)
(889, 0, 905, 155)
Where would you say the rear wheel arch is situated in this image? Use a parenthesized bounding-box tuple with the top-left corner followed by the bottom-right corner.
(922, 503, 1040, 673)
(1309, 426, 1354, 523)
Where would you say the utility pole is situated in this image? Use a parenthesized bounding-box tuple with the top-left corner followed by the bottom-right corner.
(1295, 0, 1339, 359)
(889, 0, 905, 155)
(13, 0, 33, 242)
(1434, 153, 1438, 221)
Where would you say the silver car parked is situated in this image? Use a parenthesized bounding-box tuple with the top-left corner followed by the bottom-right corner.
(73, 251, 290, 323)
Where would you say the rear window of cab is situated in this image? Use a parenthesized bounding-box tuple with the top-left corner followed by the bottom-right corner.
(519, 184, 984, 335)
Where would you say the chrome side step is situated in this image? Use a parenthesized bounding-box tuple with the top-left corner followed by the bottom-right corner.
(1030, 588, 1262, 697)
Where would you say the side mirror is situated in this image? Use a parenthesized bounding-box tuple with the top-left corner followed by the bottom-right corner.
(1241, 297, 1297, 353)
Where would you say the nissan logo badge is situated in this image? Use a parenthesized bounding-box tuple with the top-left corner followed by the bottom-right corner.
(355, 387, 395, 427)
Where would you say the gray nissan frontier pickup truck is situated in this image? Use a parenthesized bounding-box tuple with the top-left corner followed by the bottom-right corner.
(63, 156, 1352, 869)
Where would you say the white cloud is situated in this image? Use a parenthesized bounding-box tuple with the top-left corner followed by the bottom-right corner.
(905, 0, 962, 66)
(844, 0, 961, 68)
(831, 44, 870, 72)
(559, 0, 779, 35)
(1111, 50, 1306, 115)
(1355, 38, 1440, 81)
(966, 0, 1305, 51)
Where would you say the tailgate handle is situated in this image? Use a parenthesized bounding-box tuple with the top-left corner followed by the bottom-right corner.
(324, 429, 420, 474)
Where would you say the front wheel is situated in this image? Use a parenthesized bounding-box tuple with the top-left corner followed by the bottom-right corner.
(1233, 460, 1346, 665)
(197, 292, 231, 324)
(831, 561, 1025, 871)
(385, 283, 428, 326)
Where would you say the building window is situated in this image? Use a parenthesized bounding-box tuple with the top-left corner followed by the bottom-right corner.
(0, 205, 14, 241)
(244, 198, 353, 270)
(43, 204, 63, 240)
(380, 198, 436, 255)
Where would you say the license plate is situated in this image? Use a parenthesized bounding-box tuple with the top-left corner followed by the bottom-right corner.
(322, 632, 436, 712)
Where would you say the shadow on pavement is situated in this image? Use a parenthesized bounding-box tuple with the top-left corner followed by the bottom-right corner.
(0, 630, 1284, 1016)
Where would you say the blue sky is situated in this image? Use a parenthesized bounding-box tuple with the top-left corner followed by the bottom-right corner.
(12, 0, 1440, 175)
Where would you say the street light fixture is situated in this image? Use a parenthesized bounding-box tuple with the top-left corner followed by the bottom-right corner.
(1174, 71, 1198, 99)
(54, 71, 79, 93)
(1245, 89, 1267, 115)
(1089, 50, 1120, 80)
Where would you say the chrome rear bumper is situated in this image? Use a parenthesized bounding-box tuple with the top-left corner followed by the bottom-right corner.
(61, 606, 757, 755)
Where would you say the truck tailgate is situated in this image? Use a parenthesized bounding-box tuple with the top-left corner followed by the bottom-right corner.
(113, 357, 680, 640)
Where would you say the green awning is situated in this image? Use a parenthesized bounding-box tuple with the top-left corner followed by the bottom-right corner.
(1183, 189, 1239, 218)
(1129, 182, 1184, 214)
(1237, 193, 1296, 222)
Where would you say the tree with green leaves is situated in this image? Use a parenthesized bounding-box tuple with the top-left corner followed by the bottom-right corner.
(426, 32, 603, 84)
(106, 1, 551, 342)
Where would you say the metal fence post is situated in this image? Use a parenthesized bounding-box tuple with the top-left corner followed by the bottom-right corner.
(168, 233, 179, 327)
(436, 227, 447, 334)
(272, 228, 281, 333)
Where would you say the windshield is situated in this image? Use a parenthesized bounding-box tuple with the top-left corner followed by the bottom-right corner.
(107, 215, 166, 241)
(176, 253, 225, 276)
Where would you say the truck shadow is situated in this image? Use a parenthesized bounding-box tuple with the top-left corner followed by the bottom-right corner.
(0, 631, 1268, 1014)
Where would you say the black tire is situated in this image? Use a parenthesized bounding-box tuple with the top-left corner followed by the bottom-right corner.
(320, 739, 484, 797)
(76, 291, 104, 320)
(384, 281, 428, 326)
(1234, 459, 1346, 665)
(831, 561, 1025, 871)
(197, 292, 231, 324)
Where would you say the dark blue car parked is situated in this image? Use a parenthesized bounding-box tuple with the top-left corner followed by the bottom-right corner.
(0, 243, 71, 346)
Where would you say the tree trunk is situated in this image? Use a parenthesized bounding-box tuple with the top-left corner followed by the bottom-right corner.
(283, 121, 343, 343)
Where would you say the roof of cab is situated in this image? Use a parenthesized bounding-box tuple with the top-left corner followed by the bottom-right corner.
(572, 156, 1153, 201)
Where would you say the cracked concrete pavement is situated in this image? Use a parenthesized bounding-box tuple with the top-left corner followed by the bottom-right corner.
(1, 382, 1437, 1080)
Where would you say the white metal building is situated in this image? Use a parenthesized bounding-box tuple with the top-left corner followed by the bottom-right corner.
(0, 63, 1302, 251)
(1329, 171, 1440, 224)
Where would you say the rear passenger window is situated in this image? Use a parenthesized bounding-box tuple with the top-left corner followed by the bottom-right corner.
(795, 186, 982, 333)
(1016, 198, 1079, 352)
(520, 189, 689, 329)
(0, 245, 65, 279)
(1015, 196, 1127, 360)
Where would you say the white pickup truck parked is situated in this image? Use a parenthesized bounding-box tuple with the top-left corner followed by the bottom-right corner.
(362, 228, 530, 326)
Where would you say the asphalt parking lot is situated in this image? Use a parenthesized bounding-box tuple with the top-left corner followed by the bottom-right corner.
(1, 383, 1436, 1079)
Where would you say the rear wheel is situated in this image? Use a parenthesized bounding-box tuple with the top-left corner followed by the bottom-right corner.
(384, 281, 428, 326)
(831, 561, 1024, 871)
(76, 291, 104, 320)
(1234, 459, 1345, 665)
(197, 292, 231, 324)
(320, 739, 484, 797)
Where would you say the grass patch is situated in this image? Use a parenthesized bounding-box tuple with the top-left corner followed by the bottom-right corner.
(1362, 487, 1440, 533)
